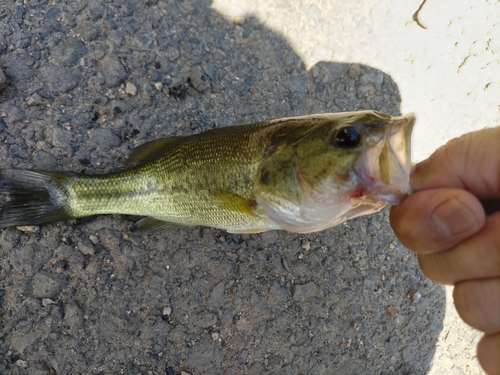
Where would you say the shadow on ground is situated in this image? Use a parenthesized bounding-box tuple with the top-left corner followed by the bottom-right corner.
(0, 0, 444, 374)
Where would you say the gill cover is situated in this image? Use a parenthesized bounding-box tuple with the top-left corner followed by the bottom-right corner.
(253, 111, 415, 233)
(253, 144, 302, 228)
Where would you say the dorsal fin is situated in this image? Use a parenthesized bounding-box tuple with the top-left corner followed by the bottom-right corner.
(124, 137, 181, 166)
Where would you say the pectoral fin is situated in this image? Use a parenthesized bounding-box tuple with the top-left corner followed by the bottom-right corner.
(211, 192, 275, 233)
(211, 191, 259, 217)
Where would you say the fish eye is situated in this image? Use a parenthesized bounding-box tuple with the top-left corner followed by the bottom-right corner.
(331, 126, 362, 148)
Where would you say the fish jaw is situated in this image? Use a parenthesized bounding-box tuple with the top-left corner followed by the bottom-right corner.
(354, 113, 416, 205)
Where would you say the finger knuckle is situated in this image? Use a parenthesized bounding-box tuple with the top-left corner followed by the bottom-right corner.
(418, 254, 451, 284)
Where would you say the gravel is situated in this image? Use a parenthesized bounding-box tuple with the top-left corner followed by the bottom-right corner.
(0, 1, 446, 374)
(189, 66, 211, 93)
(0, 57, 34, 83)
(50, 37, 87, 67)
(101, 55, 127, 88)
(40, 64, 80, 94)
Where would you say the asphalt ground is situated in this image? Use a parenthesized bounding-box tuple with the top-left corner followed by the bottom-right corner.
(0, 1, 483, 374)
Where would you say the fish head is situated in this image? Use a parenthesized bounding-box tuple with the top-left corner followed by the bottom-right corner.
(254, 110, 415, 232)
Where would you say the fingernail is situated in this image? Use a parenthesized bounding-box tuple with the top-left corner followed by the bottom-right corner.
(431, 198, 479, 237)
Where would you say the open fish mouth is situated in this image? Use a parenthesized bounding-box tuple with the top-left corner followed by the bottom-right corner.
(356, 113, 416, 205)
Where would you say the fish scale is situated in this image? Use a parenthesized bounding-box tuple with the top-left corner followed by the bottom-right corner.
(64, 122, 277, 231)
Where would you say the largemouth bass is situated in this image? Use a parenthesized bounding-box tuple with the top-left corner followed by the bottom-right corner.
(0, 110, 415, 233)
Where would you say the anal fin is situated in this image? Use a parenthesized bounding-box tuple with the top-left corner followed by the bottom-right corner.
(227, 228, 270, 234)
(131, 217, 189, 233)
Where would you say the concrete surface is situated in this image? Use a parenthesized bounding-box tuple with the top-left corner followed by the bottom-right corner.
(0, 0, 496, 374)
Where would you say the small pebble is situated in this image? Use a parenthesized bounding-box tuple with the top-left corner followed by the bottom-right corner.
(101, 56, 126, 87)
(78, 240, 95, 256)
(41, 65, 80, 94)
(387, 305, 398, 319)
(407, 288, 417, 300)
(233, 16, 245, 25)
(189, 66, 210, 92)
(166, 46, 180, 61)
(16, 359, 28, 368)
(414, 291, 422, 301)
(91, 128, 121, 150)
(32, 273, 66, 299)
(154, 82, 163, 91)
(211, 332, 219, 340)
(15, 225, 39, 233)
(348, 63, 361, 79)
(42, 298, 57, 307)
(195, 312, 217, 328)
(89, 235, 99, 245)
(5, 104, 25, 123)
(301, 239, 311, 251)
(125, 82, 137, 96)
(162, 306, 172, 316)
(407, 289, 422, 302)
(27, 93, 43, 106)
(141, 84, 152, 99)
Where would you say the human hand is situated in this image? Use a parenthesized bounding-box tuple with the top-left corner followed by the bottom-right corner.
(390, 127, 500, 374)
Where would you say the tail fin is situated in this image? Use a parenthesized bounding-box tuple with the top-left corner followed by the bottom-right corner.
(0, 169, 73, 228)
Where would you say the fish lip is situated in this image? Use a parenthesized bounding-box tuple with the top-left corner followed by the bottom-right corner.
(355, 113, 416, 205)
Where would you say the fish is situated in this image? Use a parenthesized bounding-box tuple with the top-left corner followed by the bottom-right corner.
(0, 110, 415, 234)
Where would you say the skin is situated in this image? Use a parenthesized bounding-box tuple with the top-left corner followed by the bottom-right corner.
(390, 127, 500, 374)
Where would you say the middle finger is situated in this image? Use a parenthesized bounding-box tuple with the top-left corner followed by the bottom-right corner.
(418, 211, 500, 285)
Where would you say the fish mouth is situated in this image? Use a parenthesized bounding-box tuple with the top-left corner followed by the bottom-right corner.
(356, 113, 416, 205)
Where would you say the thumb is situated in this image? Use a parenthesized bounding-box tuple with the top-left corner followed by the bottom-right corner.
(411, 127, 500, 200)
